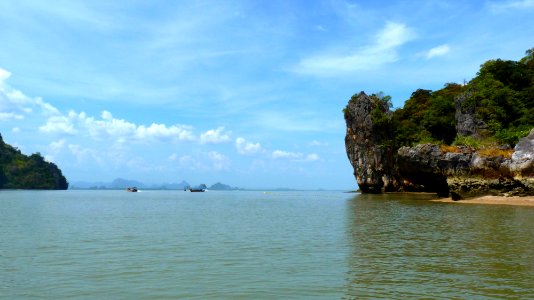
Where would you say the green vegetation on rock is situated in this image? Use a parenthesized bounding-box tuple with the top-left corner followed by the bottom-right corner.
(344, 48, 534, 196)
(364, 48, 534, 149)
(0, 133, 68, 190)
(392, 83, 464, 146)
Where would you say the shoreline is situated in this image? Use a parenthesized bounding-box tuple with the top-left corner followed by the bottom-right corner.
(431, 195, 534, 207)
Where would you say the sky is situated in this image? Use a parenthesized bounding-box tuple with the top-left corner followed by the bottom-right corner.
(0, 0, 533, 190)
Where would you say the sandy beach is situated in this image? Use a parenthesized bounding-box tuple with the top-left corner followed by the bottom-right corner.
(432, 195, 534, 207)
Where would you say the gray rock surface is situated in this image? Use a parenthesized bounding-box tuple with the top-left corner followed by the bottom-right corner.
(510, 128, 534, 177)
(455, 92, 488, 138)
(344, 92, 398, 193)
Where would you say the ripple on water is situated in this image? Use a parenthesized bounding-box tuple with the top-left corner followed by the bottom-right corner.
(1, 191, 534, 299)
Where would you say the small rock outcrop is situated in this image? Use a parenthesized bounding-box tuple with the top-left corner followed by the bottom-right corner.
(509, 128, 534, 177)
(455, 92, 488, 138)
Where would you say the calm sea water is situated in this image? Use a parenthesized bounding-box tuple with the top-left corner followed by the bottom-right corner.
(1, 190, 534, 299)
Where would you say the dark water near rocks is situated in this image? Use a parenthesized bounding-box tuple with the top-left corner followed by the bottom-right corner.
(1, 190, 534, 299)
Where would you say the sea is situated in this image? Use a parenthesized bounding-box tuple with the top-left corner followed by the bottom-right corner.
(1, 190, 534, 299)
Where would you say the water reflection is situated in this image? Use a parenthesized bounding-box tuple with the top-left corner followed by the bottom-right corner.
(344, 193, 534, 299)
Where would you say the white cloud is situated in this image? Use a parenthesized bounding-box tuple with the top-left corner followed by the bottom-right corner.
(12, 127, 20, 133)
(235, 137, 262, 155)
(306, 153, 320, 161)
(0, 112, 24, 121)
(68, 144, 102, 164)
(425, 44, 450, 59)
(374, 22, 415, 50)
(0, 68, 60, 118)
(136, 123, 194, 142)
(200, 126, 231, 144)
(208, 151, 230, 170)
(310, 140, 328, 147)
(295, 22, 415, 75)
(44, 139, 66, 163)
(168, 153, 178, 161)
(490, 0, 534, 11)
(0, 68, 11, 81)
(40, 109, 195, 143)
(272, 150, 319, 162)
(272, 150, 302, 159)
(49, 139, 66, 152)
(39, 114, 78, 135)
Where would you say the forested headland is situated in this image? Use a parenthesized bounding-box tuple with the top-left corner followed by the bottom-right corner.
(363, 48, 534, 149)
(344, 48, 533, 197)
(0, 133, 68, 190)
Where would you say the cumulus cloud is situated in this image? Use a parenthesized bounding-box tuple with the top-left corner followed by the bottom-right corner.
(0, 68, 60, 119)
(235, 137, 262, 155)
(295, 22, 415, 75)
(200, 126, 231, 144)
(44, 139, 66, 163)
(40, 109, 195, 143)
(272, 150, 320, 162)
(39, 113, 78, 135)
(0, 69, 196, 145)
(425, 44, 450, 59)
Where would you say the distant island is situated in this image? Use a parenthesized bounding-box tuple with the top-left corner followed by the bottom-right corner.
(0, 133, 68, 190)
(344, 48, 533, 198)
(70, 179, 243, 191)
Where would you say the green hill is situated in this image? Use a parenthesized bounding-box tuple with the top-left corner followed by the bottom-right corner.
(0, 133, 68, 190)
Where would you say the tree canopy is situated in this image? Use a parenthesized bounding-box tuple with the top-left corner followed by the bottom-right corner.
(0, 134, 68, 189)
(367, 48, 534, 148)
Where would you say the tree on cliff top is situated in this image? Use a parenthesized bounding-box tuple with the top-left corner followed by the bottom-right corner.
(383, 48, 533, 148)
(391, 83, 464, 147)
(463, 49, 534, 145)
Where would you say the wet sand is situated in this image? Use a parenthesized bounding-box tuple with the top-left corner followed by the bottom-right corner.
(432, 195, 534, 206)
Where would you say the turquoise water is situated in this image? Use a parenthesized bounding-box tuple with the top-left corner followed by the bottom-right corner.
(1, 190, 534, 299)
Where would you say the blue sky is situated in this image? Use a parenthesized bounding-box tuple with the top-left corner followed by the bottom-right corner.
(0, 0, 533, 189)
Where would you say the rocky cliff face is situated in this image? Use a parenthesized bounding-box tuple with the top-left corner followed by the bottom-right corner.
(455, 92, 488, 138)
(510, 129, 534, 177)
(344, 92, 534, 198)
(397, 134, 534, 197)
(344, 92, 399, 193)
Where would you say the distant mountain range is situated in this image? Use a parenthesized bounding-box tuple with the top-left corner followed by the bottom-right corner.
(70, 178, 335, 191)
(208, 182, 242, 190)
(69, 178, 242, 190)
(70, 178, 191, 190)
